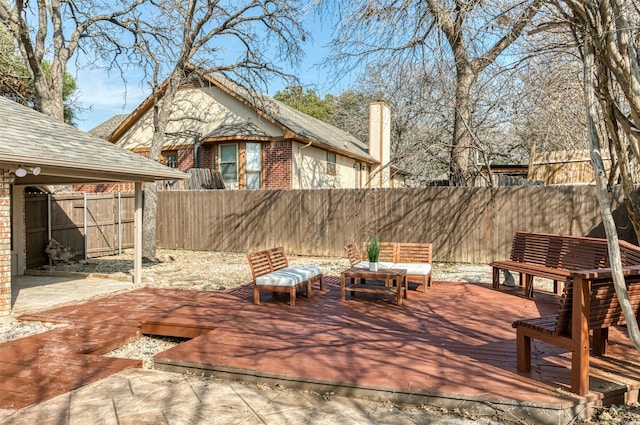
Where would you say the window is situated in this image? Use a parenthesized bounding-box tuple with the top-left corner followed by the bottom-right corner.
(327, 152, 336, 175)
(246, 143, 262, 190)
(219, 144, 238, 183)
(163, 151, 178, 168)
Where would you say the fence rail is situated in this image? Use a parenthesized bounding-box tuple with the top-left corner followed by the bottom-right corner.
(156, 186, 634, 264)
(24, 186, 635, 267)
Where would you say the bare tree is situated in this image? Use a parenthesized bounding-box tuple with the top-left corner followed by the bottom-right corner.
(129, 0, 308, 259)
(325, 0, 544, 185)
(0, 0, 145, 121)
(555, 0, 640, 350)
(339, 58, 535, 185)
(510, 56, 586, 156)
(356, 64, 454, 182)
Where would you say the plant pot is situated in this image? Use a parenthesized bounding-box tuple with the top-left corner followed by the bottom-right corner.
(369, 262, 378, 272)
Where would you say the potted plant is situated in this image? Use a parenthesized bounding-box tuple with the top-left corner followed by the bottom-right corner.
(367, 236, 381, 271)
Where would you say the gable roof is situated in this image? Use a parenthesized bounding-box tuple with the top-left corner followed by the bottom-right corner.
(206, 74, 374, 162)
(107, 67, 376, 164)
(0, 97, 187, 185)
(89, 114, 129, 139)
(205, 120, 271, 140)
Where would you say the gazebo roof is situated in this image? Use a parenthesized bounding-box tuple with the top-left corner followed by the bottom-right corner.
(0, 97, 187, 185)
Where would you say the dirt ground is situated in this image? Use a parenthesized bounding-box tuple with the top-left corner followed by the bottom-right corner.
(37, 249, 640, 424)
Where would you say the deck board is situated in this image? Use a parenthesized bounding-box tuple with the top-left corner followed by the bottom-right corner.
(8, 277, 640, 422)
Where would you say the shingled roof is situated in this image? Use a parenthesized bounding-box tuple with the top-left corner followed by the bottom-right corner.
(0, 97, 187, 185)
(89, 114, 128, 140)
(207, 73, 374, 162)
(104, 66, 376, 164)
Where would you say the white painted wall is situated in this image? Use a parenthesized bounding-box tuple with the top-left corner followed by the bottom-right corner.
(115, 87, 283, 150)
(292, 142, 363, 189)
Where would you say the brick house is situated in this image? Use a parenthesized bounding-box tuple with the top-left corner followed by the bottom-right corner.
(94, 68, 406, 190)
(0, 97, 186, 316)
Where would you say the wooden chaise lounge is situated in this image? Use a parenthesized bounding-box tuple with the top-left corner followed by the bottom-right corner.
(247, 247, 324, 307)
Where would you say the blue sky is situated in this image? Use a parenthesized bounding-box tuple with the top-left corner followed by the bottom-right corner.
(74, 11, 352, 132)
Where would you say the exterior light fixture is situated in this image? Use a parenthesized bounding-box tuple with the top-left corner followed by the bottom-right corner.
(15, 166, 27, 178)
(31, 167, 41, 176)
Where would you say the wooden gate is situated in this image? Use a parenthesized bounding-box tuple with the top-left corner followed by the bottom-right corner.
(25, 192, 134, 268)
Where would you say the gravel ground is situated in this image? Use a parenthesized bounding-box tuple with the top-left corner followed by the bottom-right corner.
(2, 249, 640, 424)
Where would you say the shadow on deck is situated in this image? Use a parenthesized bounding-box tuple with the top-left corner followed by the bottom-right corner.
(9, 276, 640, 424)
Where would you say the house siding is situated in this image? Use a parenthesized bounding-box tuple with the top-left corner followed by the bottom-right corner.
(291, 142, 368, 189)
(200, 146, 213, 169)
(264, 141, 292, 189)
(73, 148, 196, 193)
(176, 148, 195, 169)
(105, 83, 381, 191)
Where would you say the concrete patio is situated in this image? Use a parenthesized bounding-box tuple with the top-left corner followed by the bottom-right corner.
(9, 274, 135, 315)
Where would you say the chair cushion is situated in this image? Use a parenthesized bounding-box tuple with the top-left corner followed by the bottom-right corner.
(391, 263, 432, 276)
(255, 266, 322, 287)
(352, 261, 395, 270)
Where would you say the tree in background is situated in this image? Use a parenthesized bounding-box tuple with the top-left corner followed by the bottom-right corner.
(0, 0, 145, 122)
(274, 86, 334, 121)
(324, 0, 544, 186)
(0, 26, 79, 124)
(0, 25, 30, 104)
(128, 0, 308, 260)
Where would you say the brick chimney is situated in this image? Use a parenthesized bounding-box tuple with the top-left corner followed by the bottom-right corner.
(368, 102, 391, 188)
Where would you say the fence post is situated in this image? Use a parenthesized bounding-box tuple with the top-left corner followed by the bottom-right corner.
(47, 194, 52, 266)
(83, 193, 88, 261)
(134, 183, 143, 285)
(118, 192, 122, 255)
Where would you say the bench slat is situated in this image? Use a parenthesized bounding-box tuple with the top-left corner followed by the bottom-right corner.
(513, 271, 640, 395)
(247, 251, 272, 278)
(493, 232, 640, 297)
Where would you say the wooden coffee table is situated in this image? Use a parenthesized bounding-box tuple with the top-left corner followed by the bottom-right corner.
(340, 268, 408, 305)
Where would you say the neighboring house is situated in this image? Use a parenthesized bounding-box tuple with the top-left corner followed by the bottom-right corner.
(0, 96, 186, 316)
(95, 68, 406, 190)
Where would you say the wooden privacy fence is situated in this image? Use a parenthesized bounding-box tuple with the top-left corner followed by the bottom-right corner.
(25, 192, 135, 268)
(24, 186, 634, 267)
(155, 186, 635, 264)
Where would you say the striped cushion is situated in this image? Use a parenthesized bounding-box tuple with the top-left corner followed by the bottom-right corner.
(255, 266, 322, 287)
(391, 263, 432, 276)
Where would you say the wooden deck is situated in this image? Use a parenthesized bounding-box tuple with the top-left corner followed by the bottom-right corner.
(8, 277, 640, 424)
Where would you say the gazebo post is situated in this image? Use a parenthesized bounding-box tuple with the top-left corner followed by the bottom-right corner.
(134, 182, 143, 285)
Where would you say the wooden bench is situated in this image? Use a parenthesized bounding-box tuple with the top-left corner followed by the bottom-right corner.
(247, 247, 324, 307)
(345, 242, 432, 292)
(491, 232, 640, 298)
(512, 266, 640, 395)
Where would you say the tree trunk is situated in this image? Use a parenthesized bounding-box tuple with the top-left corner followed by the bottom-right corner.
(142, 182, 157, 261)
(583, 38, 640, 351)
(142, 104, 167, 261)
(24, 53, 65, 120)
(141, 72, 178, 261)
(449, 66, 476, 186)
